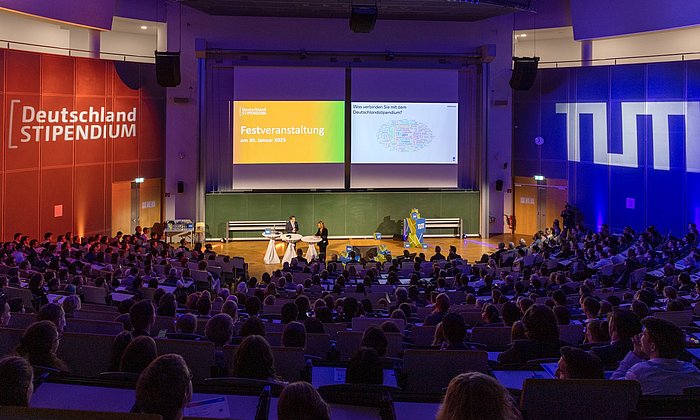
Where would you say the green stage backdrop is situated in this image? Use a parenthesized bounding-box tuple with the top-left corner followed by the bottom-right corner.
(205, 191, 480, 239)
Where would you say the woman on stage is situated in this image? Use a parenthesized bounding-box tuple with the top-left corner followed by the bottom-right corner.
(315, 221, 329, 259)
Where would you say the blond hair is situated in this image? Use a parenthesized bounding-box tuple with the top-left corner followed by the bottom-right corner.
(436, 372, 520, 420)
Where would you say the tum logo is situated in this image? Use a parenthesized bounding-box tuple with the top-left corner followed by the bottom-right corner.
(556, 102, 700, 173)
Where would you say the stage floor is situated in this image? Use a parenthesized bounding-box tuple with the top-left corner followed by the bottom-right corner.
(208, 234, 518, 279)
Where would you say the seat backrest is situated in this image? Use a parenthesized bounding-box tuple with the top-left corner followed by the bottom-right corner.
(6, 312, 37, 330)
(305, 333, 331, 359)
(81, 303, 118, 313)
(351, 317, 405, 333)
(559, 324, 585, 345)
(57, 332, 114, 377)
(74, 310, 120, 322)
(653, 310, 693, 327)
(385, 332, 403, 358)
(411, 325, 437, 347)
(470, 326, 512, 348)
(336, 331, 363, 360)
(155, 338, 215, 382)
(4, 287, 34, 311)
(520, 379, 641, 420)
(82, 285, 108, 304)
(322, 323, 347, 340)
(266, 332, 282, 346)
(0, 328, 25, 357)
(270, 346, 306, 382)
(150, 316, 176, 336)
(402, 349, 489, 393)
(65, 318, 123, 335)
(0, 407, 162, 420)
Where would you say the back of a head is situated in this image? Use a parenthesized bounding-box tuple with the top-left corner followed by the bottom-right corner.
(205, 313, 234, 348)
(245, 296, 262, 317)
(442, 313, 467, 345)
(643, 316, 685, 359)
(282, 321, 307, 348)
(346, 347, 383, 385)
(120, 336, 158, 374)
(37, 303, 66, 333)
(239, 316, 266, 337)
(553, 305, 571, 325)
(277, 381, 330, 420)
(361, 326, 388, 357)
(17, 320, 58, 361)
(176, 313, 198, 334)
(130, 300, 155, 332)
(0, 356, 33, 407)
(436, 293, 451, 312)
(196, 295, 212, 316)
(233, 335, 275, 380)
(222, 300, 238, 320)
(110, 331, 134, 371)
(437, 372, 515, 420)
(135, 354, 192, 420)
(523, 304, 560, 343)
(559, 346, 604, 379)
(281, 302, 299, 324)
(610, 309, 642, 340)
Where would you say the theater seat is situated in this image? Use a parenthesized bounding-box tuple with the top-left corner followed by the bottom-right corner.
(401, 349, 488, 393)
(470, 326, 512, 348)
(0, 328, 25, 357)
(520, 379, 640, 420)
(57, 333, 114, 377)
(65, 319, 123, 335)
(0, 407, 162, 420)
(154, 338, 215, 382)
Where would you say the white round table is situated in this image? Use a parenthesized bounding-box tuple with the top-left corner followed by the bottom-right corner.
(280, 233, 303, 265)
(301, 235, 322, 262)
(262, 232, 281, 264)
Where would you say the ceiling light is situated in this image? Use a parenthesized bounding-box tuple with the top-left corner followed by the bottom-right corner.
(519, 33, 527, 37)
(140, 25, 148, 30)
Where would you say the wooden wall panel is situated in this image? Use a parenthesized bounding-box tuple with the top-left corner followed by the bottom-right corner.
(40, 168, 73, 236)
(4, 170, 40, 240)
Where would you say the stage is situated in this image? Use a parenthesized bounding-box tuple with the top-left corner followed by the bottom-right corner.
(207, 234, 518, 279)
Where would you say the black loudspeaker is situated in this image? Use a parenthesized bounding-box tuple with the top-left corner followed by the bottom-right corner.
(495, 179, 504, 191)
(350, 6, 378, 33)
(509, 56, 539, 91)
(177, 181, 184, 194)
(155, 51, 181, 87)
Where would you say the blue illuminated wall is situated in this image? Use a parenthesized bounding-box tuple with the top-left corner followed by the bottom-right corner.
(513, 61, 700, 234)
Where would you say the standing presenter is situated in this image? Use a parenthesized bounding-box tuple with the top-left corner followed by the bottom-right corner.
(286, 215, 299, 234)
(315, 221, 329, 256)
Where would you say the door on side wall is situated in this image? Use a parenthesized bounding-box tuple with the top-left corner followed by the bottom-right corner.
(513, 176, 568, 236)
(111, 179, 162, 236)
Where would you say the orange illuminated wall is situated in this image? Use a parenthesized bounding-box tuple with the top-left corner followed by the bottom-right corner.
(0, 49, 165, 241)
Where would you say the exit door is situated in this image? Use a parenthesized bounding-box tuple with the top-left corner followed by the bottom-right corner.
(513, 177, 568, 236)
(111, 178, 162, 236)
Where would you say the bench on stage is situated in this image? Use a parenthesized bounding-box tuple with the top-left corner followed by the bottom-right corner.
(423, 217, 463, 239)
(226, 220, 287, 241)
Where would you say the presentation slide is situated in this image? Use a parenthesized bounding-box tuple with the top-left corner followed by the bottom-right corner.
(351, 102, 458, 164)
(233, 100, 345, 164)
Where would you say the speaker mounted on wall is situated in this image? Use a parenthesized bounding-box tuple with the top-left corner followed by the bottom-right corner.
(155, 51, 181, 88)
(509, 56, 539, 91)
(350, 4, 378, 33)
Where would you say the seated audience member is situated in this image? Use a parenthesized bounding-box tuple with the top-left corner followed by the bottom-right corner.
(0, 293, 11, 327)
(430, 246, 446, 262)
(498, 304, 562, 365)
(304, 317, 325, 334)
(205, 313, 235, 349)
(134, 354, 192, 420)
(510, 320, 526, 342)
(36, 303, 66, 333)
(481, 304, 503, 326)
(232, 335, 281, 382)
(361, 325, 389, 357)
(166, 313, 200, 340)
(0, 356, 34, 407)
(221, 300, 238, 322)
(590, 309, 641, 366)
(501, 301, 521, 327)
(631, 300, 651, 319)
(612, 317, 700, 394)
(380, 320, 401, 334)
(555, 346, 604, 379)
(436, 372, 520, 420)
(582, 297, 601, 322)
(281, 302, 299, 324)
(424, 293, 450, 326)
(110, 331, 134, 372)
(441, 313, 468, 350)
(62, 294, 81, 317)
(553, 305, 571, 325)
(130, 299, 156, 337)
(239, 316, 266, 338)
(346, 347, 383, 385)
(16, 320, 69, 373)
(282, 321, 307, 348)
(245, 296, 262, 317)
(277, 381, 330, 420)
(584, 319, 610, 345)
(120, 336, 158, 374)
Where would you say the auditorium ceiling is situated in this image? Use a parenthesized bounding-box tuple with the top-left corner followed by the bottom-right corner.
(181, 0, 532, 22)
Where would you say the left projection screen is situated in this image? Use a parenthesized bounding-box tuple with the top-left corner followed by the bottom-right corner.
(233, 101, 345, 164)
(232, 66, 346, 189)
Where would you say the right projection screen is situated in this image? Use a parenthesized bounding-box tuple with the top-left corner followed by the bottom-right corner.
(351, 68, 460, 188)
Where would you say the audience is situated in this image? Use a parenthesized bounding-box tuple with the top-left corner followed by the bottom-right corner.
(134, 354, 192, 420)
(120, 336, 158, 374)
(129, 300, 155, 338)
(498, 305, 562, 365)
(16, 320, 69, 373)
(346, 346, 383, 385)
(555, 346, 605, 379)
(0, 356, 34, 407)
(436, 372, 520, 420)
(232, 335, 280, 382)
(277, 381, 330, 420)
(36, 303, 66, 333)
(590, 309, 641, 365)
(361, 326, 388, 357)
(282, 321, 306, 348)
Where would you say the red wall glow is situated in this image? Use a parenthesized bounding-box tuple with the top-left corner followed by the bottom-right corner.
(0, 49, 165, 241)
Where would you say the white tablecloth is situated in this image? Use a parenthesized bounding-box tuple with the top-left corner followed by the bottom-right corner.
(302, 235, 322, 262)
(263, 232, 281, 264)
(280, 233, 303, 265)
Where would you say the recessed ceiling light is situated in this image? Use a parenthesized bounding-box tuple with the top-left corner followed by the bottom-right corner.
(140, 25, 148, 30)
(519, 33, 527, 37)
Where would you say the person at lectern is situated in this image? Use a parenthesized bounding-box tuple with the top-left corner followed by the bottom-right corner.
(286, 216, 299, 234)
(315, 221, 329, 256)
